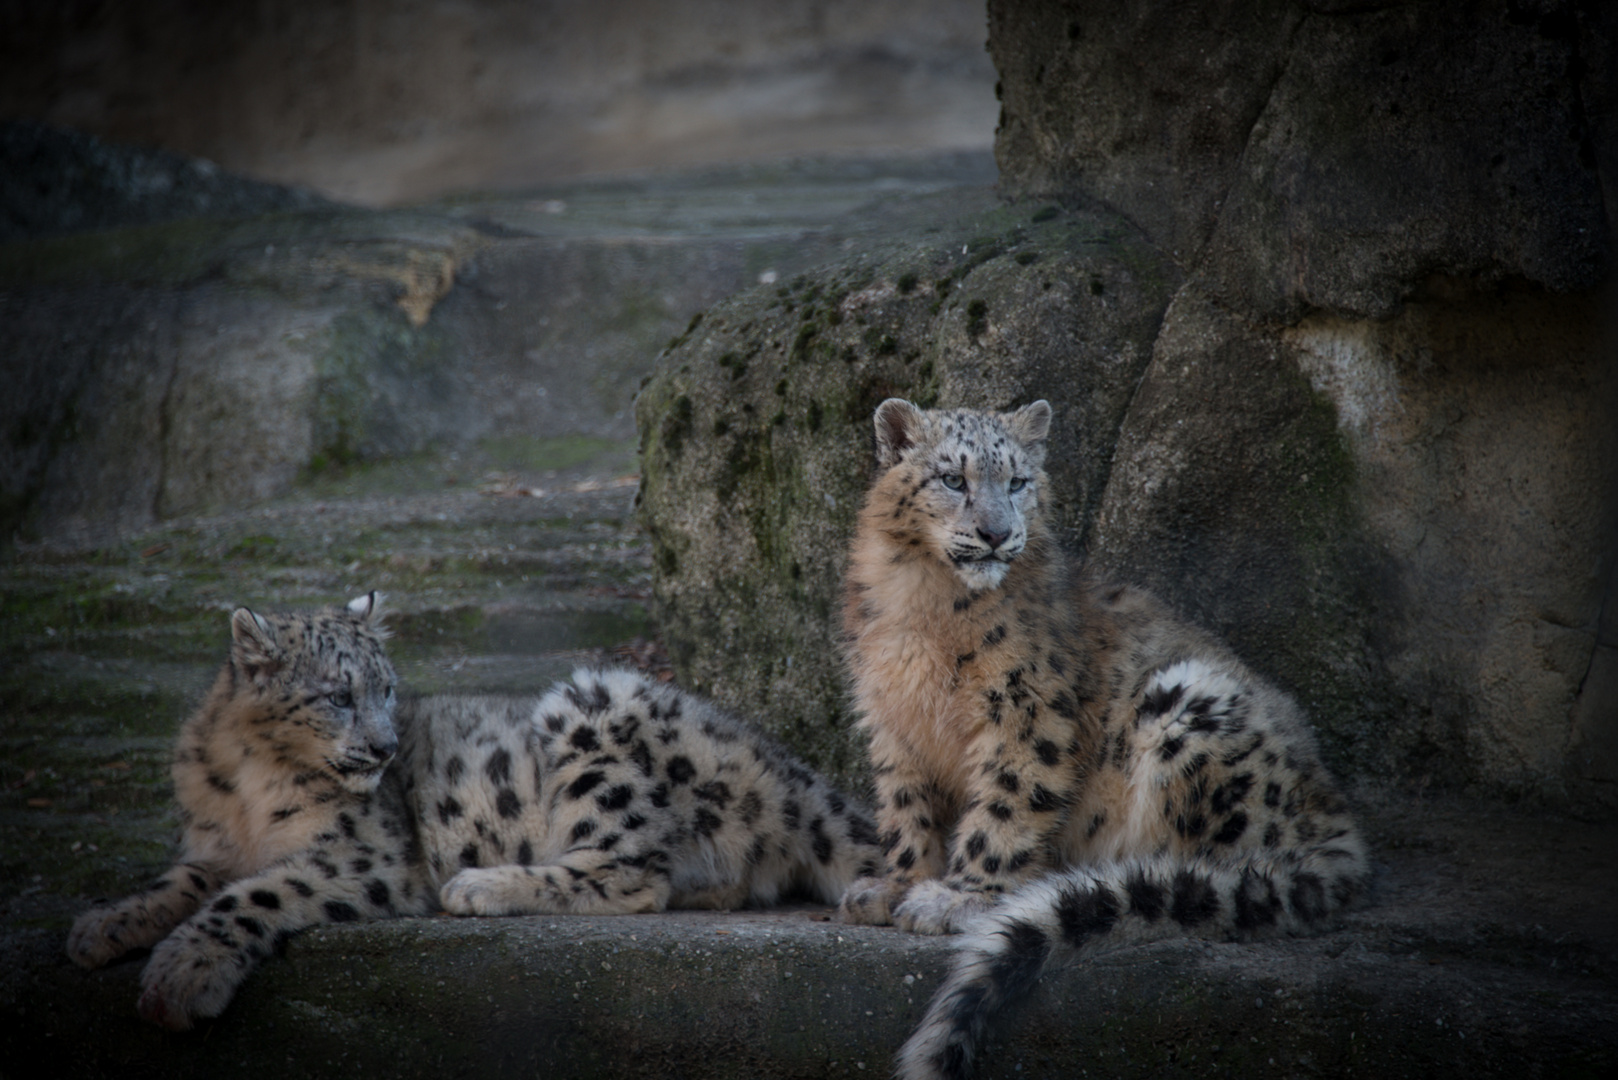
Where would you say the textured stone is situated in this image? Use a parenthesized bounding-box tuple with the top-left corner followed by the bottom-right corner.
(988, 0, 1613, 319)
(0, 215, 485, 543)
(1091, 283, 1615, 795)
(0, 145, 995, 546)
(0, 120, 329, 242)
(0, 0, 997, 205)
(987, 0, 1301, 264)
(1198, 0, 1610, 320)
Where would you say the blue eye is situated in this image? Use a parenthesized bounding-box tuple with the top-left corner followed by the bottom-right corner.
(1009, 477, 1028, 492)
(329, 689, 353, 708)
(941, 473, 965, 491)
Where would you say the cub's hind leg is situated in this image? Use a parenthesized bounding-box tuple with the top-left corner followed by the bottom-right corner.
(898, 657, 1370, 1080)
(1125, 658, 1364, 884)
(441, 850, 672, 916)
(67, 862, 224, 970)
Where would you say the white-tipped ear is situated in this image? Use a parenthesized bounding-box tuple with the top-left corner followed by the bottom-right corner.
(1005, 400, 1052, 450)
(347, 591, 390, 638)
(347, 591, 381, 620)
(874, 398, 925, 470)
(230, 607, 281, 678)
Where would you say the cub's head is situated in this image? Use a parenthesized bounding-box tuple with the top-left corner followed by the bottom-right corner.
(228, 592, 399, 793)
(869, 398, 1052, 591)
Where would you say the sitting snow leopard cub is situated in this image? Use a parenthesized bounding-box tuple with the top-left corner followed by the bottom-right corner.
(837, 400, 1368, 1080)
(68, 593, 881, 1030)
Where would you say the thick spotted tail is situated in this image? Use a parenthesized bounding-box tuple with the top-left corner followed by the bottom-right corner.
(896, 845, 1368, 1080)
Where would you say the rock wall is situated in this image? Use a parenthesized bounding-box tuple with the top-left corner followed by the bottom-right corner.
(990, 0, 1613, 317)
(0, 202, 490, 544)
(638, 0, 1617, 808)
(988, 0, 1617, 804)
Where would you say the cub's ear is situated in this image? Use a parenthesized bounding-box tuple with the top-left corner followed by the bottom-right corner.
(230, 607, 282, 680)
(347, 591, 390, 636)
(1004, 400, 1052, 455)
(347, 591, 382, 620)
(874, 398, 925, 470)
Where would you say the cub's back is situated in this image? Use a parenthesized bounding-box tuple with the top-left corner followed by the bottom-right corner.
(399, 670, 883, 908)
(394, 693, 545, 883)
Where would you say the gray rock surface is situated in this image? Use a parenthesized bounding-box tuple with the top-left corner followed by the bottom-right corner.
(0, 121, 331, 242)
(1, 210, 485, 543)
(988, 0, 1613, 318)
(1090, 285, 1615, 800)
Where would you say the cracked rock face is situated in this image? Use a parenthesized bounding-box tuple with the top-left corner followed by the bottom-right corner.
(989, 0, 1613, 319)
(640, 0, 1617, 808)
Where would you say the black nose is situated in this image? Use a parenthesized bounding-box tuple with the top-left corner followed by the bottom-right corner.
(370, 737, 399, 761)
(978, 527, 1010, 550)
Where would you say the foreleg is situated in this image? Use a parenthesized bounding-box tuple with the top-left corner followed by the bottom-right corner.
(895, 713, 1079, 935)
(66, 861, 224, 969)
(135, 846, 428, 1030)
(838, 741, 952, 926)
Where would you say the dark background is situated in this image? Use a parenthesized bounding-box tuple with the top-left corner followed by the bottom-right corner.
(0, 0, 998, 205)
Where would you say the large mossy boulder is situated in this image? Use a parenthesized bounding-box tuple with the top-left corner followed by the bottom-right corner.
(636, 196, 1182, 786)
(637, 0, 1616, 809)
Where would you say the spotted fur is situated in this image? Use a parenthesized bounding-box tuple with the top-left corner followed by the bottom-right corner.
(68, 595, 879, 1030)
(836, 400, 1368, 1080)
(412, 670, 881, 918)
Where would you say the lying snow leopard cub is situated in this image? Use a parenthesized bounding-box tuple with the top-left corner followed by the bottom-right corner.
(68, 593, 881, 1030)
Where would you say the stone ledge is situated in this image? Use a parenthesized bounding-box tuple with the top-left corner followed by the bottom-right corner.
(5, 796, 1613, 1079)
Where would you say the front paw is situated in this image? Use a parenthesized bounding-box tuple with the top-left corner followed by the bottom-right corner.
(441, 867, 519, 916)
(837, 875, 908, 926)
(67, 905, 139, 969)
(136, 928, 247, 1031)
(892, 879, 993, 935)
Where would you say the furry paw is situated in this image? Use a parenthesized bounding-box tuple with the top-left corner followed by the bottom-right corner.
(66, 905, 141, 970)
(837, 875, 908, 926)
(441, 867, 524, 916)
(892, 879, 993, 935)
(135, 928, 248, 1031)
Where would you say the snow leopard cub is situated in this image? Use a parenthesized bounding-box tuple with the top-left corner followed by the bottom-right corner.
(838, 400, 1368, 1080)
(67, 593, 881, 1030)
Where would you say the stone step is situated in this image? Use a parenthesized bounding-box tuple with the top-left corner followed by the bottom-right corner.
(5, 791, 1613, 1079)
